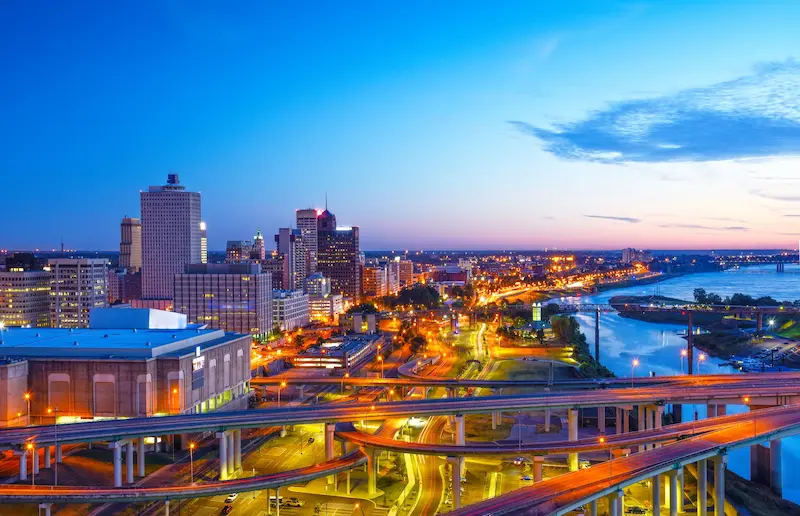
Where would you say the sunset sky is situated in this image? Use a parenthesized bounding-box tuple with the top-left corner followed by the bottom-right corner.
(2, 1, 800, 250)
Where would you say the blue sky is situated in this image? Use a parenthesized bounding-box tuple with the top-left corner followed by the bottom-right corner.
(2, 1, 800, 250)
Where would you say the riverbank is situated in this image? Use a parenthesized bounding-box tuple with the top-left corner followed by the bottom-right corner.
(608, 294, 727, 326)
(596, 271, 690, 292)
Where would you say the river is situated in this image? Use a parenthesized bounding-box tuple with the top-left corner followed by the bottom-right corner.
(562, 264, 800, 503)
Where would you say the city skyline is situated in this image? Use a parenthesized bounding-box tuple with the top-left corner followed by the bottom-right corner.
(3, 1, 800, 251)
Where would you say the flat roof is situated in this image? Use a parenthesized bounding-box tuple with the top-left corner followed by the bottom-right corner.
(0, 328, 247, 360)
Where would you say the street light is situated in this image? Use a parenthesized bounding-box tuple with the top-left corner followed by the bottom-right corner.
(47, 407, 58, 486)
(26, 442, 34, 486)
(340, 372, 350, 394)
(680, 349, 688, 374)
(377, 356, 384, 378)
(24, 393, 31, 426)
(278, 381, 287, 408)
(697, 352, 706, 374)
(189, 442, 195, 483)
(631, 359, 639, 388)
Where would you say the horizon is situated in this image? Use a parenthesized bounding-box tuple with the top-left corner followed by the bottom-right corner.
(3, 2, 800, 250)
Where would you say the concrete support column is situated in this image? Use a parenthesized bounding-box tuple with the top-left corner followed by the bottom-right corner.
(771, 438, 783, 497)
(707, 404, 717, 418)
(217, 432, 228, 480)
(544, 408, 551, 432)
(234, 430, 242, 470)
(38, 503, 53, 516)
(637, 405, 645, 432)
(55, 443, 62, 463)
(616, 408, 622, 435)
(126, 440, 135, 484)
(367, 448, 378, 495)
(607, 489, 623, 516)
(667, 470, 679, 516)
(623, 409, 630, 434)
(19, 451, 27, 481)
(698, 458, 708, 516)
(678, 468, 685, 512)
(137, 437, 146, 477)
(713, 455, 727, 516)
(716, 404, 726, 417)
(164, 500, 170, 516)
(346, 470, 351, 494)
(44, 446, 51, 469)
(32, 447, 39, 474)
(589, 499, 597, 516)
(598, 406, 605, 433)
(112, 442, 123, 488)
(651, 474, 661, 513)
(449, 456, 463, 509)
(275, 486, 281, 516)
(568, 408, 579, 471)
(325, 423, 336, 485)
(226, 432, 235, 475)
(533, 456, 544, 482)
(655, 406, 663, 429)
(454, 414, 465, 446)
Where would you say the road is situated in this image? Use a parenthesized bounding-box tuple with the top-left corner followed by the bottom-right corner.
(448, 404, 800, 516)
(3, 376, 800, 450)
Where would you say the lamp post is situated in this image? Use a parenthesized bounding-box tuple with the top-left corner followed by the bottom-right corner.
(189, 442, 195, 484)
(631, 358, 639, 388)
(340, 372, 350, 394)
(680, 349, 688, 375)
(278, 381, 287, 408)
(47, 407, 58, 487)
(24, 393, 31, 426)
(377, 356, 384, 379)
(697, 352, 706, 374)
(26, 442, 34, 487)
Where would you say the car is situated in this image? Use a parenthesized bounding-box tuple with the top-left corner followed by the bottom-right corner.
(307, 437, 315, 444)
(225, 493, 239, 503)
(285, 498, 305, 507)
(521, 475, 533, 481)
(221, 505, 234, 515)
(625, 507, 646, 514)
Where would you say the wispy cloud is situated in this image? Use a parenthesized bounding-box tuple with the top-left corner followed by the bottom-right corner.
(512, 60, 800, 162)
(751, 190, 800, 202)
(658, 223, 748, 231)
(584, 215, 641, 223)
(784, 214, 800, 218)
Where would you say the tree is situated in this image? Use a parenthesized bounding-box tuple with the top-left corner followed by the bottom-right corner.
(347, 302, 379, 314)
(706, 293, 723, 305)
(536, 328, 546, 347)
(410, 335, 426, 354)
(693, 288, 707, 304)
(550, 315, 580, 344)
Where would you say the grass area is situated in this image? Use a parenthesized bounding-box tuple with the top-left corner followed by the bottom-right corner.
(377, 455, 408, 502)
(463, 414, 514, 442)
(693, 332, 754, 358)
(777, 319, 800, 339)
(488, 359, 575, 381)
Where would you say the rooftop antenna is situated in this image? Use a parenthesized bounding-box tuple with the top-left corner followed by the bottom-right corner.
(325, 191, 328, 211)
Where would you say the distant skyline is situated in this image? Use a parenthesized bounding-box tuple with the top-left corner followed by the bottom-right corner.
(2, 1, 800, 251)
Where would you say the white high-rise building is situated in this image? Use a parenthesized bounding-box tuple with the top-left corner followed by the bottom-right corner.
(200, 221, 208, 264)
(296, 208, 320, 276)
(140, 174, 201, 300)
(48, 258, 109, 328)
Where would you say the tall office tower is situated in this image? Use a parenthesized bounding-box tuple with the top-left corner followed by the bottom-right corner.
(261, 254, 286, 290)
(200, 222, 208, 264)
(252, 229, 266, 261)
(296, 208, 321, 274)
(140, 174, 201, 300)
(48, 258, 109, 328)
(317, 216, 361, 303)
(119, 217, 142, 272)
(398, 259, 414, 286)
(275, 228, 307, 290)
(174, 263, 272, 336)
(385, 260, 400, 294)
(226, 240, 252, 263)
(0, 261, 50, 327)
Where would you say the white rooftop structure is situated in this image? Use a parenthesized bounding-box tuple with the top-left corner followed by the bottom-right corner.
(90, 307, 188, 330)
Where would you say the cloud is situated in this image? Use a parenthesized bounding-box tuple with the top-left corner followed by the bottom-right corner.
(784, 214, 800, 218)
(512, 60, 800, 162)
(751, 190, 800, 202)
(584, 215, 641, 223)
(658, 223, 748, 231)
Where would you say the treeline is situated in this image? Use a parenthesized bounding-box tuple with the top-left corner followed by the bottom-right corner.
(550, 315, 615, 378)
(693, 288, 800, 307)
(379, 284, 441, 310)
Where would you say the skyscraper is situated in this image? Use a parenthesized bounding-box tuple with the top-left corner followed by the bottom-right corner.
(296, 208, 321, 276)
(119, 217, 142, 272)
(140, 174, 201, 300)
(200, 221, 208, 264)
(0, 262, 50, 328)
(252, 229, 266, 261)
(317, 214, 361, 303)
(225, 240, 252, 263)
(48, 258, 109, 328)
(275, 228, 307, 290)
